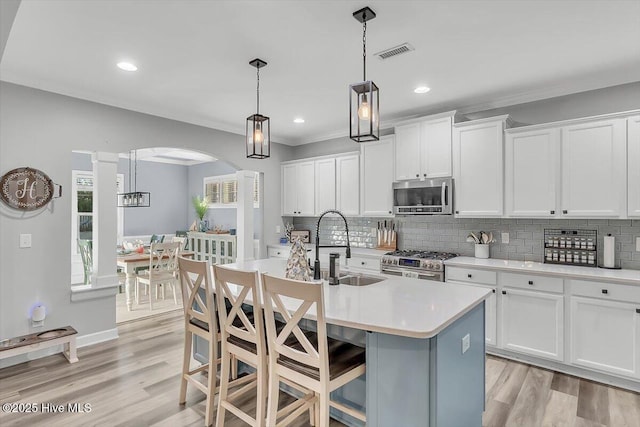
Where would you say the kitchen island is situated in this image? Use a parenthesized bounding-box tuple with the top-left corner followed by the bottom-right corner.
(195, 258, 491, 426)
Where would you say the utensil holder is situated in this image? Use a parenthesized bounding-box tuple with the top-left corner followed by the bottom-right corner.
(475, 244, 489, 259)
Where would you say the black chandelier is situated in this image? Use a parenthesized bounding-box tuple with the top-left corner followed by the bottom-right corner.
(117, 149, 150, 207)
(349, 6, 379, 143)
(246, 58, 271, 159)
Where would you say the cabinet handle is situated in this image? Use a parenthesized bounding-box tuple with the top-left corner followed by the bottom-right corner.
(492, 289, 496, 293)
(416, 174, 419, 178)
(636, 308, 640, 314)
(502, 290, 507, 295)
(528, 280, 533, 285)
(550, 210, 555, 215)
(467, 274, 472, 278)
(455, 210, 459, 214)
(562, 210, 568, 214)
(423, 173, 427, 177)
(388, 211, 392, 214)
(602, 289, 608, 294)
(361, 261, 366, 265)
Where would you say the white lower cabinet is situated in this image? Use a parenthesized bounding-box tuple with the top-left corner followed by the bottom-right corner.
(500, 288, 564, 361)
(570, 296, 640, 378)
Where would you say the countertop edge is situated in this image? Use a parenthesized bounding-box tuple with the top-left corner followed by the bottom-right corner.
(445, 257, 640, 286)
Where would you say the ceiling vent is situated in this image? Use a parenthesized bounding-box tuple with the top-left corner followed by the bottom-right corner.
(374, 43, 415, 60)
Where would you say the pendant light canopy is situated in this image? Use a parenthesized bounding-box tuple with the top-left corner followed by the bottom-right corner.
(246, 58, 271, 159)
(350, 6, 379, 143)
(117, 150, 150, 207)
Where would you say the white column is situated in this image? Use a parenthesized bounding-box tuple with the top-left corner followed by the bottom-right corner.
(91, 152, 119, 288)
(236, 170, 255, 262)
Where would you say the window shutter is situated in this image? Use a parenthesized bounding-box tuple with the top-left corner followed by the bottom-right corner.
(205, 181, 220, 204)
(222, 179, 237, 204)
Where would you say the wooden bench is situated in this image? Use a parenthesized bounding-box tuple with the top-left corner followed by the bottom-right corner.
(0, 326, 78, 364)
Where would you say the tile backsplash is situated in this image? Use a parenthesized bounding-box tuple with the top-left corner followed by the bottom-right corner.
(290, 216, 640, 270)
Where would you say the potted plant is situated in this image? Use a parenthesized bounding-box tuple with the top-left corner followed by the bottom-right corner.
(192, 196, 209, 232)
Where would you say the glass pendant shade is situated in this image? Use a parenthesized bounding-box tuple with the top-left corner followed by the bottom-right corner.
(246, 113, 270, 159)
(349, 80, 379, 142)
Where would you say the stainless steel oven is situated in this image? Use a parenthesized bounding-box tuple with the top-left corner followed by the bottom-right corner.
(393, 178, 453, 215)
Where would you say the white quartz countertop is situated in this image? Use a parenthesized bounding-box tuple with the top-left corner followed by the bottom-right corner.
(445, 257, 640, 286)
(223, 258, 491, 339)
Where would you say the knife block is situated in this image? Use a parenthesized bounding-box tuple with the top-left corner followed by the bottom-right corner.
(376, 229, 397, 251)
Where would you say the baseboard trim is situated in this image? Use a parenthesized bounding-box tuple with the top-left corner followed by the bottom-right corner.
(77, 328, 119, 348)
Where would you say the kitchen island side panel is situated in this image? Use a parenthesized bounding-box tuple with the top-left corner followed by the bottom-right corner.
(366, 331, 431, 426)
(431, 302, 485, 427)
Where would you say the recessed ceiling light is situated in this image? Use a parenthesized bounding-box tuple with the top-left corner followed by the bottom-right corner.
(293, 118, 305, 124)
(117, 62, 138, 72)
(414, 86, 431, 94)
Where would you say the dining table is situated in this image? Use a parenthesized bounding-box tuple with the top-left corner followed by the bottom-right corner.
(116, 250, 194, 311)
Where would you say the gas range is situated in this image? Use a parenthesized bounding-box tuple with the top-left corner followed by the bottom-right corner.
(380, 250, 458, 282)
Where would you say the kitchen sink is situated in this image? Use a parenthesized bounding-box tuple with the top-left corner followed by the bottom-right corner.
(337, 273, 385, 286)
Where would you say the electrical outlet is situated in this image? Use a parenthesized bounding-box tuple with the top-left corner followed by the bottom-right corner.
(19, 234, 32, 248)
(636, 236, 640, 252)
(276, 225, 281, 234)
(462, 333, 470, 354)
(501, 232, 509, 244)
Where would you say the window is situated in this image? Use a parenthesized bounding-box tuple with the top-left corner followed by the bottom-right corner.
(71, 171, 124, 284)
(203, 172, 259, 208)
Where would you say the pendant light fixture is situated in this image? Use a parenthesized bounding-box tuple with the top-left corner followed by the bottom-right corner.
(349, 6, 379, 143)
(117, 149, 150, 207)
(246, 58, 270, 159)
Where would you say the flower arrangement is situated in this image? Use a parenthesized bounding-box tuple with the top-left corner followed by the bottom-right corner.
(192, 196, 209, 221)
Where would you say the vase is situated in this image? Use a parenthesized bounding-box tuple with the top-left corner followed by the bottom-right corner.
(475, 244, 490, 259)
(199, 220, 208, 232)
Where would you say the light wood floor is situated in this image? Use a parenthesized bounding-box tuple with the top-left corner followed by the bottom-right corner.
(0, 310, 638, 427)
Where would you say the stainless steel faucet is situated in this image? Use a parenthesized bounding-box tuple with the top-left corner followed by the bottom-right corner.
(314, 210, 352, 280)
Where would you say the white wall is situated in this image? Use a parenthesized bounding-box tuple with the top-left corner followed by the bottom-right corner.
(0, 82, 292, 362)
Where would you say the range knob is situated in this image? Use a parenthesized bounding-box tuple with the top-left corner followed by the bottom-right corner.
(426, 262, 433, 269)
(434, 264, 441, 270)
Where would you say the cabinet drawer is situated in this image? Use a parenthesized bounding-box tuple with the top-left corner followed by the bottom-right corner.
(446, 267, 497, 285)
(569, 279, 640, 304)
(346, 256, 381, 272)
(500, 272, 563, 294)
(267, 247, 289, 258)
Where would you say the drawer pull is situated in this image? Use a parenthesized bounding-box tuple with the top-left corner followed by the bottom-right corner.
(562, 210, 568, 214)
(550, 210, 555, 214)
(467, 274, 472, 278)
(361, 261, 366, 265)
(492, 289, 496, 293)
(528, 280, 533, 285)
(502, 290, 507, 295)
(602, 289, 608, 294)
(637, 309, 640, 314)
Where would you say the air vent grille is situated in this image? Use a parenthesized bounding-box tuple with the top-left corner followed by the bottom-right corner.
(374, 43, 415, 60)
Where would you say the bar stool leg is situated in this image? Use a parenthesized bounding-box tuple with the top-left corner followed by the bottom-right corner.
(255, 358, 268, 427)
(266, 370, 280, 426)
(215, 346, 231, 427)
(205, 336, 217, 426)
(319, 386, 330, 427)
(179, 331, 192, 404)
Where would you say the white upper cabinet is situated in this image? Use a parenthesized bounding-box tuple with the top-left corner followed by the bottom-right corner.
(560, 118, 626, 217)
(314, 158, 336, 215)
(628, 115, 640, 217)
(395, 112, 454, 181)
(281, 161, 315, 216)
(394, 123, 421, 180)
(505, 128, 559, 217)
(335, 154, 360, 216)
(453, 116, 509, 217)
(361, 136, 395, 217)
(421, 116, 453, 178)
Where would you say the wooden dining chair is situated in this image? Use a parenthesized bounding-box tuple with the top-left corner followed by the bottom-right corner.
(261, 274, 366, 427)
(213, 265, 267, 427)
(136, 241, 180, 309)
(178, 256, 222, 426)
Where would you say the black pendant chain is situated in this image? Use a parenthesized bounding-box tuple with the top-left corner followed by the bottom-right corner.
(362, 21, 367, 81)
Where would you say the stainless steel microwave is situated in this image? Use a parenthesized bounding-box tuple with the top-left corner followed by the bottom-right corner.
(393, 178, 453, 215)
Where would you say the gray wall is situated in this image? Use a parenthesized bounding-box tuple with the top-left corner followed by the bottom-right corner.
(292, 216, 640, 270)
(0, 82, 293, 354)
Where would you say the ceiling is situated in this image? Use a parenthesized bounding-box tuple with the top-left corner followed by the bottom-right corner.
(2, 0, 639, 146)
(120, 148, 216, 166)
